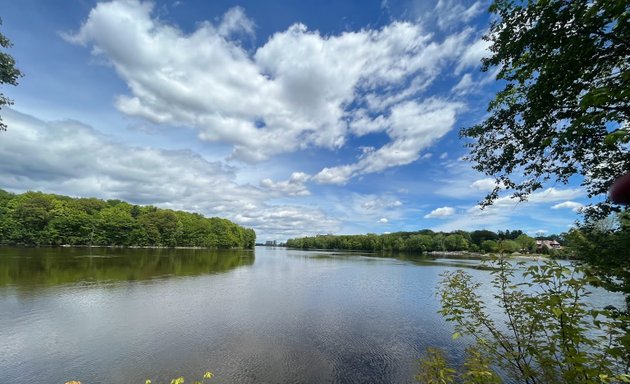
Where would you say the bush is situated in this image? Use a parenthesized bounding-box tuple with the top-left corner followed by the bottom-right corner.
(417, 257, 630, 384)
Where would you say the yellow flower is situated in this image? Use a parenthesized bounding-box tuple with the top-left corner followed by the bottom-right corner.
(203, 372, 214, 379)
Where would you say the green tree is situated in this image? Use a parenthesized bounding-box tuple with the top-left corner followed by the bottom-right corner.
(515, 234, 536, 253)
(481, 239, 498, 253)
(461, 0, 629, 217)
(0, 18, 23, 131)
(444, 234, 469, 251)
(418, 257, 630, 383)
(470, 230, 498, 247)
(48, 203, 94, 245)
(96, 205, 137, 246)
(9, 192, 55, 244)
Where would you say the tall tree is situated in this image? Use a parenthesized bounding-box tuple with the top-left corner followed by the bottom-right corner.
(461, 0, 629, 218)
(0, 18, 23, 131)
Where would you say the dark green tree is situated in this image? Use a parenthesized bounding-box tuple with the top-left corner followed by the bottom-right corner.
(0, 18, 22, 131)
(461, 0, 629, 217)
(0, 189, 255, 248)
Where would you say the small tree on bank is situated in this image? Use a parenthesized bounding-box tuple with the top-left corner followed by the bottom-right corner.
(417, 257, 630, 384)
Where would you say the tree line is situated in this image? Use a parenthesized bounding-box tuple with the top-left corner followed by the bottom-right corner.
(0, 189, 255, 248)
(286, 229, 539, 254)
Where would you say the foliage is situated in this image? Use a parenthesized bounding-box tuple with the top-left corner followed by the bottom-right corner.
(565, 211, 630, 309)
(145, 370, 213, 384)
(461, 0, 630, 218)
(0, 189, 255, 248)
(418, 257, 630, 384)
(416, 347, 502, 384)
(416, 348, 456, 384)
(0, 17, 23, 131)
(286, 229, 538, 254)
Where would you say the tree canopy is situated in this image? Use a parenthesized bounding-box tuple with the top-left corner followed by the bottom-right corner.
(286, 229, 539, 254)
(0, 18, 22, 131)
(0, 189, 256, 249)
(461, 0, 629, 218)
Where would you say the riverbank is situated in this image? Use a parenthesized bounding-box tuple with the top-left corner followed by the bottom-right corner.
(427, 250, 551, 260)
(0, 244, 253, 250)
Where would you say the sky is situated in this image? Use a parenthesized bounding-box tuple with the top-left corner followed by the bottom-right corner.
(0, 0, 590, 242)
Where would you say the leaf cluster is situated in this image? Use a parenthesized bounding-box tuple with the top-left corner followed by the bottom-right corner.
(564, 211, 630, 310)
(462, 0, 630, 218)
(420, 257, 630, 383)
(0, 17, 23, 131)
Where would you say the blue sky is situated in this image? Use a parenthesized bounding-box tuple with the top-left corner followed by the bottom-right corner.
(0, 0, 589, 241)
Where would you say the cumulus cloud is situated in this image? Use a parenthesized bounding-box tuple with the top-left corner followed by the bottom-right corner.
(217, 6, 255, 39)
(378, 217, 389, 224)
(0, 108, 339, 240)
(66, 0, 476, 168)
(313, 99, 463, 184)
(551, 201, 584, 213)
(260, 172, 311, 196)
(424, 206, 456, 218)
(358, 196, 403, 211)
(470, 177, 498, 191)
(468, 187, 584, 216)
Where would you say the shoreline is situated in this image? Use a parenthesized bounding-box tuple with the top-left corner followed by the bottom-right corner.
(0, 244, 253, 250)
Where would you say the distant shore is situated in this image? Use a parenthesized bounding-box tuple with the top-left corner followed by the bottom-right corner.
(0, 244, 252, 250)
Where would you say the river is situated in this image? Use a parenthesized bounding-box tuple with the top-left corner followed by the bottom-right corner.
(0, 246, 618, 383)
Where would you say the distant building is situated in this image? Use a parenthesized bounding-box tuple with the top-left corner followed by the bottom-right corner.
(536, 240, 562, 251)
(265, 240, 277, 246)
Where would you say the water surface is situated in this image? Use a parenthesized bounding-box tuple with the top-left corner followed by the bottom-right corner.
(0, 246, 613, 383)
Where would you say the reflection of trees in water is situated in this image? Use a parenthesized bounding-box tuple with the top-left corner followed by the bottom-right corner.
(0, 247, 254, 288)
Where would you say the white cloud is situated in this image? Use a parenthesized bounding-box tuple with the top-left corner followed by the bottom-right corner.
(358, 196, 403, 211)
(467, 187, 584, 217)
(424, 206, 456, 218)
(378, 217, 389, 224)
(452, 73, 475, 94)
(528, 187, 584, 203)
(313, 99, 463, 184)
(312, 165, 356, 185)
(434, 0, 486, 30)
(439, 152, 448, 160)
(217, 6, 255, 38)
(452, 67, 500, 95)
(470, 177, 498, 191)
(0, 108, 340, 241)
(551, 201, 584, 213)
(456, 38, 491, 74)
(260, 172, 311, 196)
(66, 0, 476, 167)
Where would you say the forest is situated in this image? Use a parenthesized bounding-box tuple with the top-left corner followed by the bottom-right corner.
(286, 229, 547, 254)
(0, 189, 255, 248)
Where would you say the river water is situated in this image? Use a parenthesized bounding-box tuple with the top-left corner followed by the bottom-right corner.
(0, 246, 619, 383)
